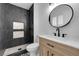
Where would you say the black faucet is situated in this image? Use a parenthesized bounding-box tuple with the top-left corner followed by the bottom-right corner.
(54, 28, 67, 37)
(53, 33, 56, 36)
(62, 34, 67, 37)
(56, 28, 60, 37)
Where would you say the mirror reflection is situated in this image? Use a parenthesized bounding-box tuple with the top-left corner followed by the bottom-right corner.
(49, 4, 73, 28)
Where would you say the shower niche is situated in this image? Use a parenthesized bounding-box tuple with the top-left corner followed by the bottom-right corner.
(13, 22, 24, 39)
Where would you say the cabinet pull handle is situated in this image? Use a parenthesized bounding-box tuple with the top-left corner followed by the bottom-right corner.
(47, 43, 54, 48)
(51, 54, 54, 56)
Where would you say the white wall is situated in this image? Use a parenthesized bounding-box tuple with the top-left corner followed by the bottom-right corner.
(34, 3, 55, 43)
(34, 3, 79, 42)
(34, 4, 40, 43)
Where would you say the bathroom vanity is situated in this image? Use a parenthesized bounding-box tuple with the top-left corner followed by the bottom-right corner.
(39, 35, 79, 56)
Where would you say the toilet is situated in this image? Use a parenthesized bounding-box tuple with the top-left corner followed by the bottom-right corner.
(26, 43, 39, 56)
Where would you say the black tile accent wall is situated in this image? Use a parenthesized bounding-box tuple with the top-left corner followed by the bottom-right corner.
(29, 4, 34, 43)
(0, 3, 33, 50)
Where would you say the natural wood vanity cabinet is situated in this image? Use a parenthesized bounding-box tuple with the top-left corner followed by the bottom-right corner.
(39, 37, 79, 56)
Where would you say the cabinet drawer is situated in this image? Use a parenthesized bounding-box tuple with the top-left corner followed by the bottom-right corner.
(39, 37, 79, 56)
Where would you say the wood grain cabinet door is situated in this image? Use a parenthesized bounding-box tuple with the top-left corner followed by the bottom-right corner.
(50, 49, 65, 56)
(41, 45, 51, 56)
(39, 43, 51, 56)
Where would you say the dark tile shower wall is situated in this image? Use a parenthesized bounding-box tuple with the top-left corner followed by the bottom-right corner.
(29, 4, 34, 43)
(0, 3, 33, 50)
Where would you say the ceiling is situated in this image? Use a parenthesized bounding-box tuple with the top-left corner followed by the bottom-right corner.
(10, 3, 33, 10)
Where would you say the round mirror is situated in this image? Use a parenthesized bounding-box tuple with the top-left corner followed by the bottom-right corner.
(49, 4, 74, 28)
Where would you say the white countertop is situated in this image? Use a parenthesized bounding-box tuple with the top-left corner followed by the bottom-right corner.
(39, 35, 79, 49)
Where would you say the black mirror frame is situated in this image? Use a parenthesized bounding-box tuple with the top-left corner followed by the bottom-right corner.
(49, 4, 74, 28)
